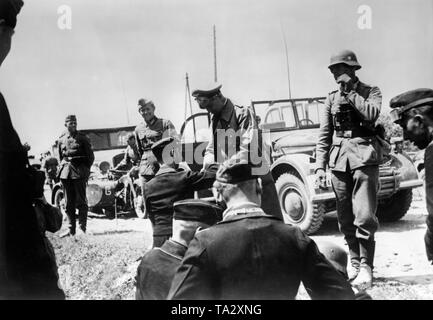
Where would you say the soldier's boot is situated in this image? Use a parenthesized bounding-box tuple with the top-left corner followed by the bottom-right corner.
(78, 210, 88, 234)
(352, 239, 375, 291)
(61, 209, 76, 237)
(346, 239, 360, 281)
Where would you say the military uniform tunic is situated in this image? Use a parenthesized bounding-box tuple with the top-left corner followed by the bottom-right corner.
(425, 141, 433, 261)
(134, 117, 176, 178)
(315, 79, 383, 259)
(143, 164, 218, 247)
(203, 99, 283, 220)
(135, 239, 186, 300)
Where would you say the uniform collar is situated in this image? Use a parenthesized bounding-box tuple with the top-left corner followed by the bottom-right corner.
(353, 77, 361, 91)
(145, 116, 159, 126)
(155, 163, 177, 176)
(222, 201, 263, 220)
(158, 239, 187, 260)
(212, 99, 233, 122)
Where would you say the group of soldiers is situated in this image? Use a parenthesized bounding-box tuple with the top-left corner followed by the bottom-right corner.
(1, 0, 433, 300)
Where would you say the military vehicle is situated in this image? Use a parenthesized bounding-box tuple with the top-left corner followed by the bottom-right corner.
(181, 97, 423, 234)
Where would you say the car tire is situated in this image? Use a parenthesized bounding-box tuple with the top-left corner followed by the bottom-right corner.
(275, 173, 325, 234)
(377, 189, 413, 222)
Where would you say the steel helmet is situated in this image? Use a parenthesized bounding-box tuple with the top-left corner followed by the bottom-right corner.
(316, 240, 348, 278)
(328, 49, 362, 70)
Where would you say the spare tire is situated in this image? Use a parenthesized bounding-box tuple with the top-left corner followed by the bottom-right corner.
(275, 173, 325, 234)
(376, 189, 413, 222)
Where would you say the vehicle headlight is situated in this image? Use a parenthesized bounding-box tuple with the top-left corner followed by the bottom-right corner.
(86, 184, 103, 207)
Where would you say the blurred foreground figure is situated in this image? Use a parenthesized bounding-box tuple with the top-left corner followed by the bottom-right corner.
(135, 199, 223, 300)
(316, 240, 372, 299)
(390, 88, 433, 263)
(168, 160, 355, 300)
(0, 0, 64, 299)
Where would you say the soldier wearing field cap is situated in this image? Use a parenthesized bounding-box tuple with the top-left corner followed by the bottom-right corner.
(168, 159, 354, 300)
(57, 114, 94, 237)
(144, 136, 219, 248)
(389, 88, 433, 263)
(134, 99, 177, 209)
(135, 199, 223, 300)
(315, 50, 387, 290)
(191, 83, 283, 220)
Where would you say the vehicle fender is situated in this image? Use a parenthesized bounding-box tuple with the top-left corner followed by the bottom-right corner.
(390, 152, 420, 182)
(51, 182, 63, 205)
(270, 154, 316, 193)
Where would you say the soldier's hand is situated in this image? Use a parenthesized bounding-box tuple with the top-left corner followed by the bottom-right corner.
(315, 169, 328, 190)
(337, 74, 354, 93)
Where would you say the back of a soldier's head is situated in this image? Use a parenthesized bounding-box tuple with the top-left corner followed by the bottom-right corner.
(213, 160, 262, 206)
(172, 200, 223, 245)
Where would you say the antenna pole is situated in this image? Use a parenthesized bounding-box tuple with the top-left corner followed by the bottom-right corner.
(280, 22, 292, 99)
(185, 73, 197, 142)
(213, 25, 218, 82)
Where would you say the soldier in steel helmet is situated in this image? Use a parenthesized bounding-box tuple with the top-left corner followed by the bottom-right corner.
(389, 88, 433, 263)
(315, 50, 386, 290)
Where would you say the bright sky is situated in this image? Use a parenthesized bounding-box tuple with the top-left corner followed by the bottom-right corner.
(1, 0, 432, 155)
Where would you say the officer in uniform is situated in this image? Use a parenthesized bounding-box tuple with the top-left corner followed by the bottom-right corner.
(134, 99, 177, 205)
(168, 160, 355, 300)
(144, 137, 219, 248)
(192, 83, 283, 220)
(389, 88, 433, 263)
(0, 0, 65, 299)
(58, 115, 95, 237)
(315, 50, 385, 290)
(135, 199, 223, 300)
(114, 132, 140, 171)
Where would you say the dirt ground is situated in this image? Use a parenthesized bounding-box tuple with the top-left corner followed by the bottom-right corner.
(47, 187, 433, 300)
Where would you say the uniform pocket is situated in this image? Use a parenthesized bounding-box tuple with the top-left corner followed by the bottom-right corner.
(356, 138, 379, 164)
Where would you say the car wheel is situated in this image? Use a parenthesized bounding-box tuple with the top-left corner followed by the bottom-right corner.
(377, 189, 413, 222)
(275, 173, 325, 234)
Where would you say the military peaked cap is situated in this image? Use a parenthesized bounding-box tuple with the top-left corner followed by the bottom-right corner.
(65, 114, 77, 122)
(0, 0, 24, 28)
(389, 88, 433, 122)
(216, 159, 255, 184)
(173, 199, 223, 225)
(150, 136, 175, 152)
(192, 83, 222, 98)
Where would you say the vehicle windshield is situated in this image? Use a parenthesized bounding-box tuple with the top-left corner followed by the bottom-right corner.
(252, 98, 324, 130)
